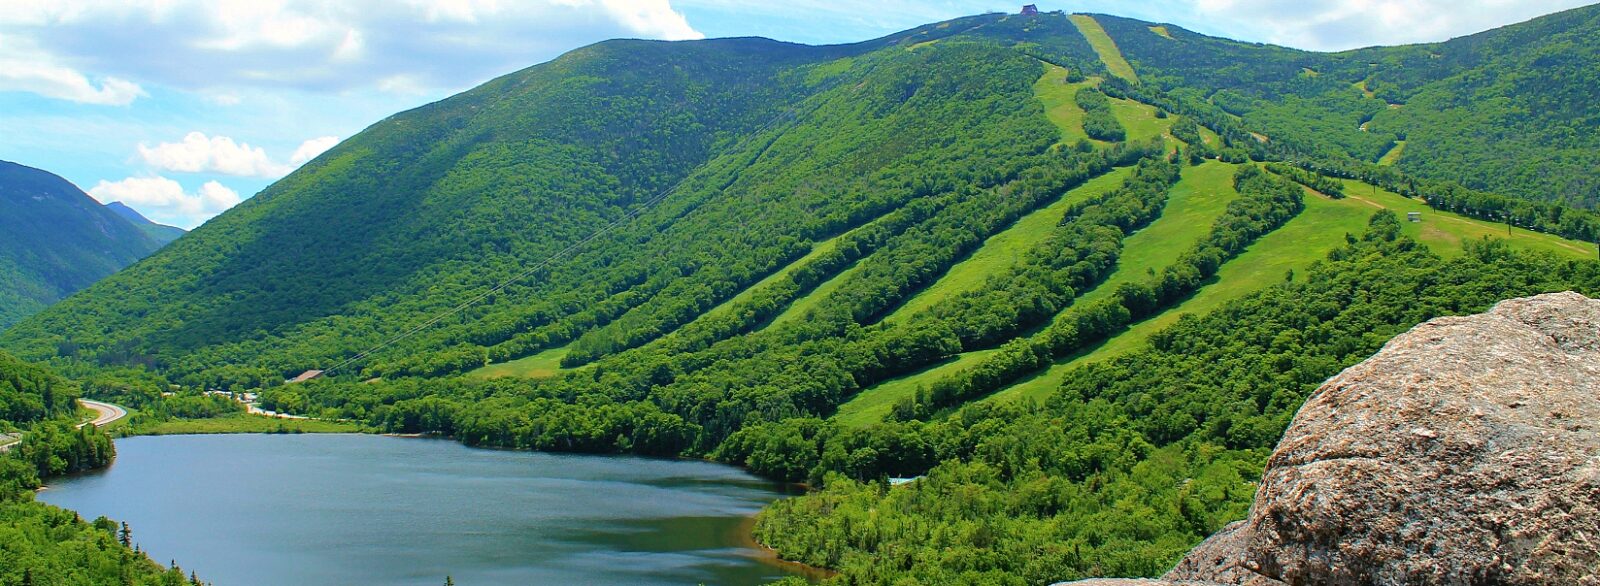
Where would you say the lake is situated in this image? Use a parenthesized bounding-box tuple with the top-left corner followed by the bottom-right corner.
(38, 433, 804, 585)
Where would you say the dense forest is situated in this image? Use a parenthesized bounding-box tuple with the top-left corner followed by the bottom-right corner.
(2, 5, 1600, 584)
(1094, 6, 1600, 207)
(752, 214, 1600, 584)
(0, 351, 202, 585)
(0, 162, 170, 329)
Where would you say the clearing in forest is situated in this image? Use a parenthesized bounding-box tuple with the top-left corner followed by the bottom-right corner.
(832, 348, 1001, 427)
(840, 161, 1238, 426)
(991, 172, 1596, 403)
(884, 167, 1135, 323)
(1069, 14, 1138, 82)
(1378, 140, 1406, 166)
(1069, 160, 1241, 309)
(1033, 64, 1096, 144)
(466, 344, 571, 380)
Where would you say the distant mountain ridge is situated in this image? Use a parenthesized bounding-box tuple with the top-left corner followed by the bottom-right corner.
(0, 160, 168, 329)
(104, 201, 186, 245)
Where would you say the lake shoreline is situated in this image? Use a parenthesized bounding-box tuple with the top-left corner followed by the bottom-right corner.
(41, 433, 808, 584)
(104, 422, 839, 580)
(736, 513, 838, 582)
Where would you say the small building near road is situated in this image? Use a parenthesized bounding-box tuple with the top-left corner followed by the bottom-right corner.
(1020, 4, 1039, 15)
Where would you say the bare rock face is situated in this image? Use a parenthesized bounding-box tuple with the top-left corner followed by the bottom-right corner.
(1054, 292, 1600, 586)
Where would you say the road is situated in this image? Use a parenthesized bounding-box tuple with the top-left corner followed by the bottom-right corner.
(0, 399, 126, 453)
(79, 399, 128, 429)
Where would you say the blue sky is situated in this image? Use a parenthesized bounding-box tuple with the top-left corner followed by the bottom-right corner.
(1, 0, 1591, 228)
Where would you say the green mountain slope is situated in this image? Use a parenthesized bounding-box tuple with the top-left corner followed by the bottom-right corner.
(3, 5, 1600, 585)
(1091, 3, 1600, 206)
(0, 161, 165, 330)
(103, 202, 185, 245)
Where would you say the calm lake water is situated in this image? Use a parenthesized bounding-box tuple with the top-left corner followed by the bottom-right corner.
(39, 434, 803, 586)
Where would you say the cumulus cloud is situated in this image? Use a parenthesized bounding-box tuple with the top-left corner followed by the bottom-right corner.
(88, 176, 242, 228)
(138, 132, 288, 177)
(1, 0, 703, 97)
(137, 132, 342, 177)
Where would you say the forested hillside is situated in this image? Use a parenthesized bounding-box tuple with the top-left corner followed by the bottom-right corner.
(3, 6, 1600, 584)
(0, 161, 168, 329)
(0, 351, 199, 585)
(105, 202, 185, 246)
(1094, 3, 1600, 207)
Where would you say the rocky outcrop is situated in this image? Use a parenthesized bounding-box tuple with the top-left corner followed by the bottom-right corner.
(1056, 292, 1600, 586)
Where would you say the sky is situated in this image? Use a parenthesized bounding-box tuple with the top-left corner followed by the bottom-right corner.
(1, 0, 1592, 228)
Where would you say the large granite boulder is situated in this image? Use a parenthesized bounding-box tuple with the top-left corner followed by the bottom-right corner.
(1056, 291, 1600, 586)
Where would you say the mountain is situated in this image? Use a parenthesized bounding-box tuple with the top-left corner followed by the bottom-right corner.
(104, 201, 186, 245)
(0, 161, 167, 330)
(3, 6, 1598, 584)
(1093, 4, 1600, 207)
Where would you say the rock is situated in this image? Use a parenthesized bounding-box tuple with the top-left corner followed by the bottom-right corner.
(1054, 292, 1600, 586)
(1164, 522, 1285, 586)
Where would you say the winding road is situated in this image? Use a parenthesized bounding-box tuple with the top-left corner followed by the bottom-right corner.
(0, 399, 127, 453)
(78, 399, 128, 429)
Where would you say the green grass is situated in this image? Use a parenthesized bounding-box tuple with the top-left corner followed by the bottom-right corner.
(990, 171, 1597, 404)
(699, 229, 859, 325)
(1377, 140, 1406, 166)
(1033, 64, 1095, 144)
(769, 258, 865, 327)
(840, 162, 1242, 425)
(125, 412, 364, 436)
(1339, 179, 1594, 259)
(832, 348, 1001, 427)
(1148, 25, 1174, 40)
(1072, 161, 1241, 308)
(884, 167, 1135, 323)
(1069, 14, 1138, 82)
(1354, 79, 1376, 99)
(466, 344, 571, 380)
(1109, 98, 1174, 145)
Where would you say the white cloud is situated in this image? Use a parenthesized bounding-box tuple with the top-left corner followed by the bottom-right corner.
(1175, 0, 1598, 50)
(0, 35, 145, 104)
(138, 132, 289, 177)
(2, 0, 705, 97)
(289, 136, 340, 166)
(88, 176, 242, 228)
(135, 132, 342, 177)
(594, 0, 702, 40)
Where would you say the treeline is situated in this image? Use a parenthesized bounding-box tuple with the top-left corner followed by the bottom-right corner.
(1292, 157, 1600, 244)
(1102, 73, 1599, 247)
(0, 351, 74, 427)
(750, 212, 1600, 584)
(1265, 162, 1344, 198)
(1075, 87, 1126, 142)
(889, 164, 1305, 417)
(912, 156, 1182, 350)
